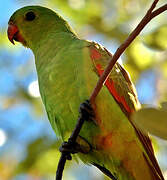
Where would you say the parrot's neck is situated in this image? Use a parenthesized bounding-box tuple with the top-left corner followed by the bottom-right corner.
(32, 31, 78, 72)
(32, 30, 78, 53)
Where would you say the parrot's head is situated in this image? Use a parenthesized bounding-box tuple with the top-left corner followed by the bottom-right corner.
(7, 6, 75, 49)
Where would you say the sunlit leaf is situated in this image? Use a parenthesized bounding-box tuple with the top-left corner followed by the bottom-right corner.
(132, 105, 167, 140)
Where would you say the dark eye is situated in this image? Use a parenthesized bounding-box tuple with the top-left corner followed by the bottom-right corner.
(25, 11, 36, 21)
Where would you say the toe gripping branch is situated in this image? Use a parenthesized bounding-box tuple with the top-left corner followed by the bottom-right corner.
(56, 100, 94, 180)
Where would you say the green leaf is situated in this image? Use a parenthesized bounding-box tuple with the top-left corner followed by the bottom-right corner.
(132, 106, 167, 140)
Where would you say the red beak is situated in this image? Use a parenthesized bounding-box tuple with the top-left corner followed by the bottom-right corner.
(7, 22, 19, 45)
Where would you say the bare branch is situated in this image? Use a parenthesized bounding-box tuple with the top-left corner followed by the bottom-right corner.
(151, 4, 167, 19)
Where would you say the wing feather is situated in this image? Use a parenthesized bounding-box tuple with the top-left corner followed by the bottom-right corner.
(88, 42, 164, 180)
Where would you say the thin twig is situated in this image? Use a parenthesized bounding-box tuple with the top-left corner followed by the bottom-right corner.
(151, 4, 167, 19)
(56, 0, 167, 180)
(148, 0, 159, 14)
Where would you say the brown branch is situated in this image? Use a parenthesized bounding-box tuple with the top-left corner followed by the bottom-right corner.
(151, 4, 167, 19)
(56, 0, 167, 180)
(148, 0, 159, 13)
(90, 0, 167, 103)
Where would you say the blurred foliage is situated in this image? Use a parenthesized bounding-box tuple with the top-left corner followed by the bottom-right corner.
(144, 25, 167, 51)
(133, 102, 167, 140)
(1, 0, 167, 179)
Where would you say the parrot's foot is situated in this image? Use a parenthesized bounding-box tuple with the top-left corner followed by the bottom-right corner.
(59, 136, 91, 160)
(59, 100, 94, 161)
(79, 100, 95, 121)
(59, 140, 78, 160)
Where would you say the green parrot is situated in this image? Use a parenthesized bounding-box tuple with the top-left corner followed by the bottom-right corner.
(7, 6, 164, 180)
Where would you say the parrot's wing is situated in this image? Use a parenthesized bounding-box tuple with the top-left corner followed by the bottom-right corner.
(88, 42, 164, 180)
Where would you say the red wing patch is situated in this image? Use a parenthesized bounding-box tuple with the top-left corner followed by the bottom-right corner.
(90, 48, 102, 60)
(95, 62, 132, 114)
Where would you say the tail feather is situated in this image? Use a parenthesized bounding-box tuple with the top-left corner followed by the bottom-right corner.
(93, 163, 117, 180)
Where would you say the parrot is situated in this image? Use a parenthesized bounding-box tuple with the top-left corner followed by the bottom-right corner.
(7, 6, 164, 180)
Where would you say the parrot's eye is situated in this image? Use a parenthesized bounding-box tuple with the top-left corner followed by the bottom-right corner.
(25, 11, 36, 21)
